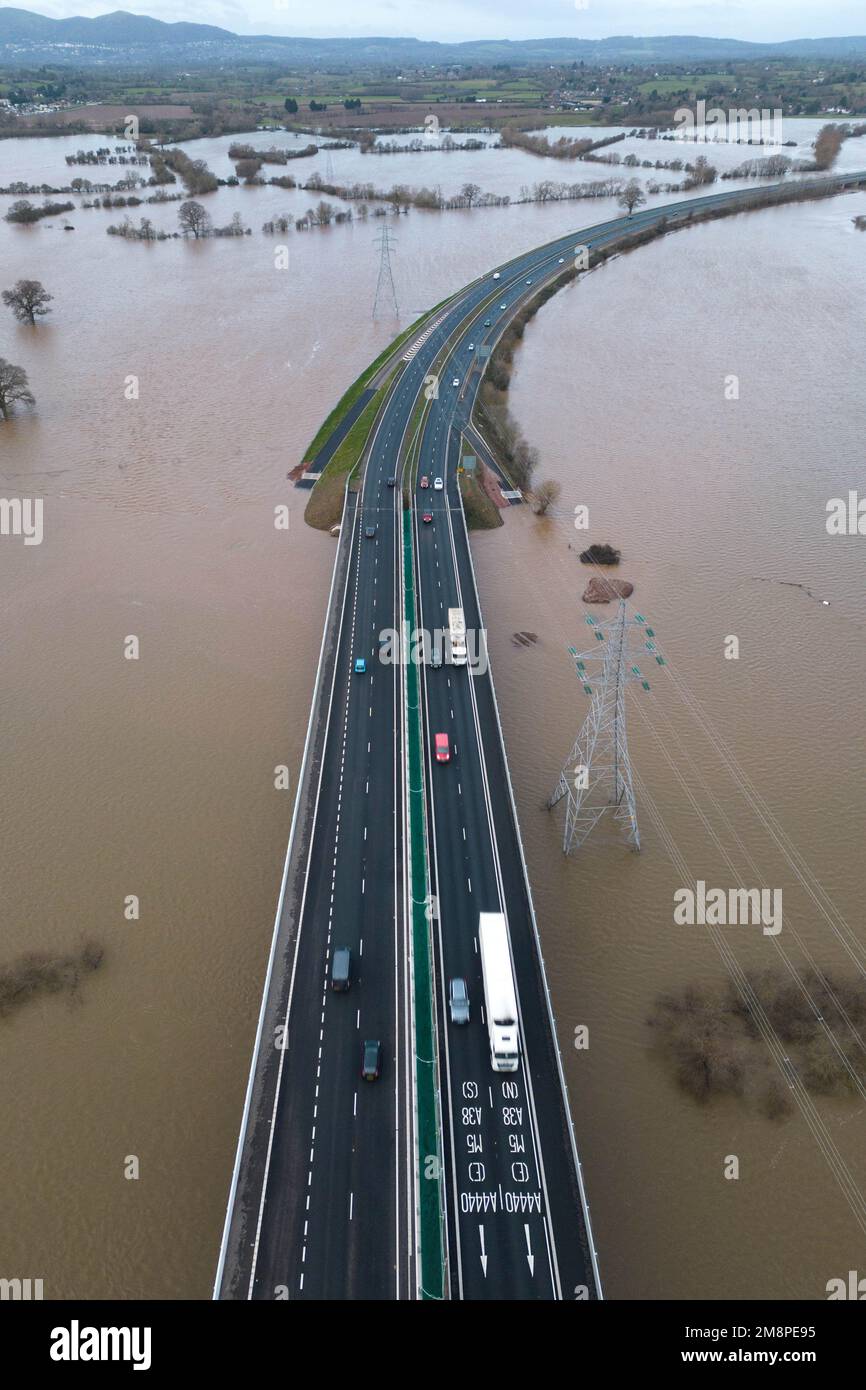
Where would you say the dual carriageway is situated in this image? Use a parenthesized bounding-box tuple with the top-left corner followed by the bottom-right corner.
(214, 172, 866, 1302)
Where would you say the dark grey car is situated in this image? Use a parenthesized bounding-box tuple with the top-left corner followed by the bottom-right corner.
(361, 1039, 382, 1080)
(449, 977, 470, 1025)
(331, 946, 351, 992)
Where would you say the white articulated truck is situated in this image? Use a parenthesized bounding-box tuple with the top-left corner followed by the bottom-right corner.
(478, 912, 520, 1072)
(448, 607, 467, 666)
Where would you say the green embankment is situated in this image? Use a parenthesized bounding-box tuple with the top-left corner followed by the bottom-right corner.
(302, 296, 454, 465)
(303, 297, 456, 532)
(459, 470, 503, 530)
(304, 389, 382, 531)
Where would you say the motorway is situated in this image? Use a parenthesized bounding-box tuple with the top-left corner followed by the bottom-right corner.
(215, 171, 866, 1301)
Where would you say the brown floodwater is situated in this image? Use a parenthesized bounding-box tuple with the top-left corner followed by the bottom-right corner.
(0, 126, 864, 1299)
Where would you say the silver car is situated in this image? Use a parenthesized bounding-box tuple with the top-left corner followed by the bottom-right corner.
(449, 977, 470, 1025)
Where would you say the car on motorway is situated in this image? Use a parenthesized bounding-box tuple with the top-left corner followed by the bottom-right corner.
(492, 271, 501, 280)
(526, 278, 532, 285)
(431, 649, 443, 669)
(365, 524, 376, 538)
(434, 732, 450, 763)
(468, 342, 474, 351)
(449, 977, 470, 1025)
(419, 475, 429, 488)
(499, 303, 507, 310)
(386, 476, 396, 488)
(452, 377, 460, 387)
(422, 511, 433, 524)
(434, 477, 443, 490)
(483, 319, 491, 327)
(331, 947, 351, 992)
(558, 257, 565, 264)
(361, 1039, 382, 1081)
(354, 657, 366, 674)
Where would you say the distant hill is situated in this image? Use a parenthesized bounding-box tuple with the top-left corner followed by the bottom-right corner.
(1, 7, 866, 67)
(0, 8, 230, 44)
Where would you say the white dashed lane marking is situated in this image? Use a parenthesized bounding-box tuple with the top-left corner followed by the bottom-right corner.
(299, 508, 366, 1286)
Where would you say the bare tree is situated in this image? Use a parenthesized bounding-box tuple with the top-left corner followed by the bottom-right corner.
(178, 200, 212, 238)
(532, 479, 561, 515)
(461, 182, 482, 208)
(689, 155, 718, 186)
(618, 179, 646, 217)
(0, 358, 36, 421)
(2, 279, 53, 325)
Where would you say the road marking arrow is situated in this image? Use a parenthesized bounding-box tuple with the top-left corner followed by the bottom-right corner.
(524, 1223, 535, 1276)
(479, 1225, 488, 1277)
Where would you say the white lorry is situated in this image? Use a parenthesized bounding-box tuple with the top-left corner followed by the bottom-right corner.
(448, 607, 467, 666)
(478, 912, 520, 1072)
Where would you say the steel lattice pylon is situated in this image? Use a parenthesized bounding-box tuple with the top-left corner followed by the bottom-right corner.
(548, 602, 665, 854)
(372, 227, 399, 320)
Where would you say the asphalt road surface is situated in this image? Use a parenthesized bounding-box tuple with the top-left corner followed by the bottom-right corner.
(216, 172, 866, 1301)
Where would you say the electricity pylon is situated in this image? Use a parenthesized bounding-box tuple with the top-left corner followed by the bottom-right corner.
(372, 227, 399, 320)
(548, 603, 665, 854)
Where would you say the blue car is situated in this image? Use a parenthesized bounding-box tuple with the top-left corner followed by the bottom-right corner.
(354, 657, 366, 674)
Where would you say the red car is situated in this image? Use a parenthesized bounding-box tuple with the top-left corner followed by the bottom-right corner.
(422, 511, 433, 523)
(420, 475, 429, 488)
(434, 733, 450, 763)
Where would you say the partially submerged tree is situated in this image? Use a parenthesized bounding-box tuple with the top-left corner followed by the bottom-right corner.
(579, 543, 621, 565)
(813, 123, 844, 171)
(689, 155, 718, 186)
(532, 479, 561, 515)
(618, 179, 646, 217)
(2, 278, 53, 325)
(235, 158, 262, 183)
(0, 358, 36, 421)
(178, 200, 212, 238)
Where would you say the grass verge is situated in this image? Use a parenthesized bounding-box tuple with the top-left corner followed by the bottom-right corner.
(304, 389, 383, 531)
(302, 296, 455, 464)
(459, 470, 503, 530)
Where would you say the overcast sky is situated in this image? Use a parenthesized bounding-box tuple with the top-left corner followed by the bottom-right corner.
(31, 0, 866, 42)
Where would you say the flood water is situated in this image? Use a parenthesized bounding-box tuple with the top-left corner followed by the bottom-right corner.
(0, 123, 864, 1298)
